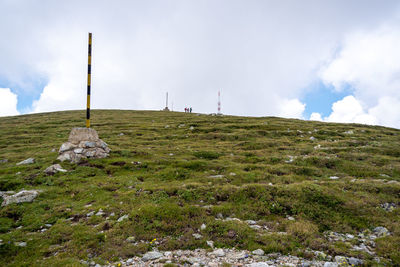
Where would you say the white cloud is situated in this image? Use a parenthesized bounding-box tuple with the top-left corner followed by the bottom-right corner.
(310, 112, 322, 121)
(1, 0, 399, 119)
(324, 95, 376, 125)
(0, 88, 19, 116)
(276, 98, 305, 119)
(320, 24, 400, 128)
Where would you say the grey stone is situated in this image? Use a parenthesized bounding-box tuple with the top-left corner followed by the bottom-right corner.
(44, 164, 67, 175)
(117, 215, 129, 222)
(213, 248, 225, 257)
(252, 248, 265, 256)
(206, 240, 214, 248)
(309, 136, 316, 141)
(373, 226, 390, 237)
(246, 220, 257, 225)
(200, 223, 206, 230)
(73, 147, 84, 154)
(59, 142, 75, 153)
(329, 176, 339, 180)
(323, 263, 338, 267)
(247, 263, 270, 267)
(95, 209, 105, 216)
(2, 190, 39, 206)
(142, 251, 163, 261)
(0, 159, 8, 163)
(68, 128, 99, 144)
(16, 158, 35, 165)
(126, 236, 135, 243)
(209, 175, 224, 178)
(192, 233, 203, 239)
(14, 242, 27, 247)
(348, 257, 363, 266)
(86, 211, 95, 217)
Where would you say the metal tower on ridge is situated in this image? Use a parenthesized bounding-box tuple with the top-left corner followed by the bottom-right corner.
(164, 92, 170, 111)
(218, 90, 221, 114)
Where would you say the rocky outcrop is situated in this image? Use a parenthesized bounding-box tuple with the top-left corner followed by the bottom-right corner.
(1, 190, 40, 206)
(57, 128, 110, 163)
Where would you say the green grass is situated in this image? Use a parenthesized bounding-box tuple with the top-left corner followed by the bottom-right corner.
(0, 110, 399, 266)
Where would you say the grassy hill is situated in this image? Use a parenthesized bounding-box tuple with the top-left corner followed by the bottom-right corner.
(0, 110, 399, 266)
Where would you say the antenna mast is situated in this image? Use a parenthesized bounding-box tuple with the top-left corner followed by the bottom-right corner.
(218, 90, 221, 114)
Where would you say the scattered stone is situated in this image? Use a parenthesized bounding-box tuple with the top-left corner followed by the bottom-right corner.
(16, 158, 35, 165)
(309, 136, 316, 141)
(1, 190, 40, 206)
(373, 226, 390, 237)
(249, 225, 262, 230)
(329, 176, 339, 180)
(14, 242, 27, 247)
(252, 249, 265, 256)
(192, 233, 203, 239)
(44, 164, 67, 175)
(200, 223, 206, 230)
(209, 174, 224, 178)
(212, 248, 225, 257)
(117, 215, 129, 222)
(164, 125, 170, 128)
(323, 262, 338, 267)
(285, 156, 294, 163)
(57, 128, 110, 163)
(247, 263, 270, 267)
(142, 251, 163, 261)
(95, 209, 105, 216)
(245, 220, 257, 225)
(86, 211, 95, 217)
(118, 133, 124, 136)
(0, 159, 8, 163)
(287, 216, 295, 221)
(206, 240, 214, 249)
(380, 202, 396, 212)
(334, 256, 347, 264)
(348, 257, 363, 266)
(229, 172, 236, 176)
(344, 130, 354, 134)
(379, 174, 390, 178)
(126, 236, 135, 243)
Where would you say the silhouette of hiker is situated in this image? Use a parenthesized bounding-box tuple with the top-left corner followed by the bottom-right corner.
(190, 107, 192, 113)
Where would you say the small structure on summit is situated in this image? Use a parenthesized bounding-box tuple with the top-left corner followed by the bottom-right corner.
(57, 33, 110, 163)
(57, 128, 110, 163)
(163, 92, 170, 111)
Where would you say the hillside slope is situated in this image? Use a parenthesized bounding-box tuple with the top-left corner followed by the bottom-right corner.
(0, 110, 399, 266)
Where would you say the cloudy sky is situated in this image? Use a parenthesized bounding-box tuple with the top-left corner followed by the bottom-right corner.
(1, 0, 400, 128)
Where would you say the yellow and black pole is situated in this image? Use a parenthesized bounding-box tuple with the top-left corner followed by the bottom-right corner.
(86, 32, 92, 128)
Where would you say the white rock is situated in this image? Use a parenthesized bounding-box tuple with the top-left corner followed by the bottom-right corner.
(16, 158, 35, 165)
(14, 242, 27, 247)
(309, 136, 316, 141)
(324, 262, 338, 267)
(206, 240, 214, 248)
(287, 216, 295, 221)
(200, 223, 207, 230)
(192, 233, 203, 239)
(117, 215, 129, 222)
(2, 190, 39, 206)
(246, 220, 257, 225)
(329, 176, 339, 180)
(142, 251, 163, 261)
(44, 164, 67, 175)
(247, 263, 271, 267)
(212, 248, 225, 257)
(252, 248, 265, 256)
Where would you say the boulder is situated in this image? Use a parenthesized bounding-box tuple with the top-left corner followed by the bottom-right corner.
(44, 164, 67, 175)
(142, 251, 163, 261)
(57, 128, 110, 163)
(2, 190, 39, 206)
(16, 158, 35, 165)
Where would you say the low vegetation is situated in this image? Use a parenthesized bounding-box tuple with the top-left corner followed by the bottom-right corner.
(0, 110, 399, 266)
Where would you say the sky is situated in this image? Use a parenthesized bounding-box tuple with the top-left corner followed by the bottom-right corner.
(1, 0, 400, 128)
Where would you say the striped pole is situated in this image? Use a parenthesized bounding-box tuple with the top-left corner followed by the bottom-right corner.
(86, 32, 92, 128)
